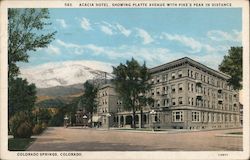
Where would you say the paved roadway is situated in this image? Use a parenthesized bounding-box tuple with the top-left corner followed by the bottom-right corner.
(27, 127, 242, 151)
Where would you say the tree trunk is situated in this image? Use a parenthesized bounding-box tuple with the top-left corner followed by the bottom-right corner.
(90, 112, 93, 128)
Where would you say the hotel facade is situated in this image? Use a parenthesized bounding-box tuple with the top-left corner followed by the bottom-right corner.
(96, 57, 241, 130)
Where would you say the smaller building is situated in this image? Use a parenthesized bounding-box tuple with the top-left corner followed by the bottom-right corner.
(75, 100, 91, 126)
(96, 83, 119, 128)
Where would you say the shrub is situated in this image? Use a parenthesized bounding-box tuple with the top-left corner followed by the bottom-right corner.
(41, 122, 47, 129)
(32, 124, 43, 135)
(16, 122, 33, 138)
(9, 111, 33, 138)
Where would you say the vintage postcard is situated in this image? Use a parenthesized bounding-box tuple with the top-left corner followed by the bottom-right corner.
(0, 0, 249, 159)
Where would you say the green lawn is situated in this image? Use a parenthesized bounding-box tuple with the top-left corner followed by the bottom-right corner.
(226, 132, 243, 135)
(8, 138, 35, 151)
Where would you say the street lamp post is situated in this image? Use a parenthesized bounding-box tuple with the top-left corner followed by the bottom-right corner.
(150, 110, 157, 131)
(64, 115, 69, 128)
(83, 115, 88, 128)
(106, 113, 111, 130)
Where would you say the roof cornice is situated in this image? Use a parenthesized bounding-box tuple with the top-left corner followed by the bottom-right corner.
(149, 57, 230, 80)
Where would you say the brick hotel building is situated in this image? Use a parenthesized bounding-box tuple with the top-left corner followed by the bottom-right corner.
(96, 57, 241, 130)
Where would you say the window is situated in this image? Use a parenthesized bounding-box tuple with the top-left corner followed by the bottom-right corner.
(229, 104, 232, 111)
(171, 85, 176, 93)
(188, 69, 190, 77)
(156, 75, 160, 83)
(178, 70, 182, 78)
(191, 84, 194, 92)
(195, 73, 199, 79)
(229, 95, 233, 102)
(172, 111, 184, 122)
(156, 88, 160, 95)
(178, 97, 183, 105)
(192, 111, 200, 122)
(156, 100, 160, 107)
(163, 74, 168, 81)
(151, 89, 154, 95)
(172, 98, 176, 106)
(211, 78, 214, 85)
(188, 97, 191, 105)
(162, 86, 168, 94)
(178, 83, 183, 91)
(117, 100, 122, 105)
(164, 99, 169, 107)
(171, 72, 175, 79)
(151, 78, 154, 84)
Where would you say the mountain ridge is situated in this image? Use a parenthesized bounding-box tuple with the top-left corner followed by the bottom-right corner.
(20, 60, 114, 88)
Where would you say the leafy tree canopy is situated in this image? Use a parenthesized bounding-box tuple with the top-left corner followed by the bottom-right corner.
(8, 78, 37, 117)
(8, 8, 56, 78)
(8, 8, 56, 119)
(219, 47, 242, 90)
(81, 81, 98, 114)
(112, 58, 153, 128)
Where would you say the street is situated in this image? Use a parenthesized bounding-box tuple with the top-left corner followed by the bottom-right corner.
(27, 127, 242, 151)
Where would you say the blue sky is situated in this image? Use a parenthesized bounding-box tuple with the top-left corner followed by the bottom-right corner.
(20, 8, 242, 70)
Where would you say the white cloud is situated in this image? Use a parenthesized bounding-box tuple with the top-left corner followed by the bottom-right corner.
(116, 23, 131, 37)
(191, 54, 224, 70)
(80, 17, 92, 31)
(46, 45, 61, 55)
(100, 25, 113, 35)
(207, 30, 242, 43)
(56, 19, 68, 28)
(161, 33, 203, 53)
(136, 28, 154, 44)
(56, 39, 104, 55)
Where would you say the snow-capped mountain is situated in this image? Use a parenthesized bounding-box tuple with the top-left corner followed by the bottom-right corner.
(20, 60, 114, 88)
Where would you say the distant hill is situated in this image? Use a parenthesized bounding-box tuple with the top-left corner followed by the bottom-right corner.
(36, 83, 84, 97)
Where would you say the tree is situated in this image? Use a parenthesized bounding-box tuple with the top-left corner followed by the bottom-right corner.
(8, 78, 37, 118)
(8, 8, 56, 130)
(219, 47, 242, 90)
(112, 58, 153, 129)
(8, 8, 56, 78)
(81, 81, 98, 127)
